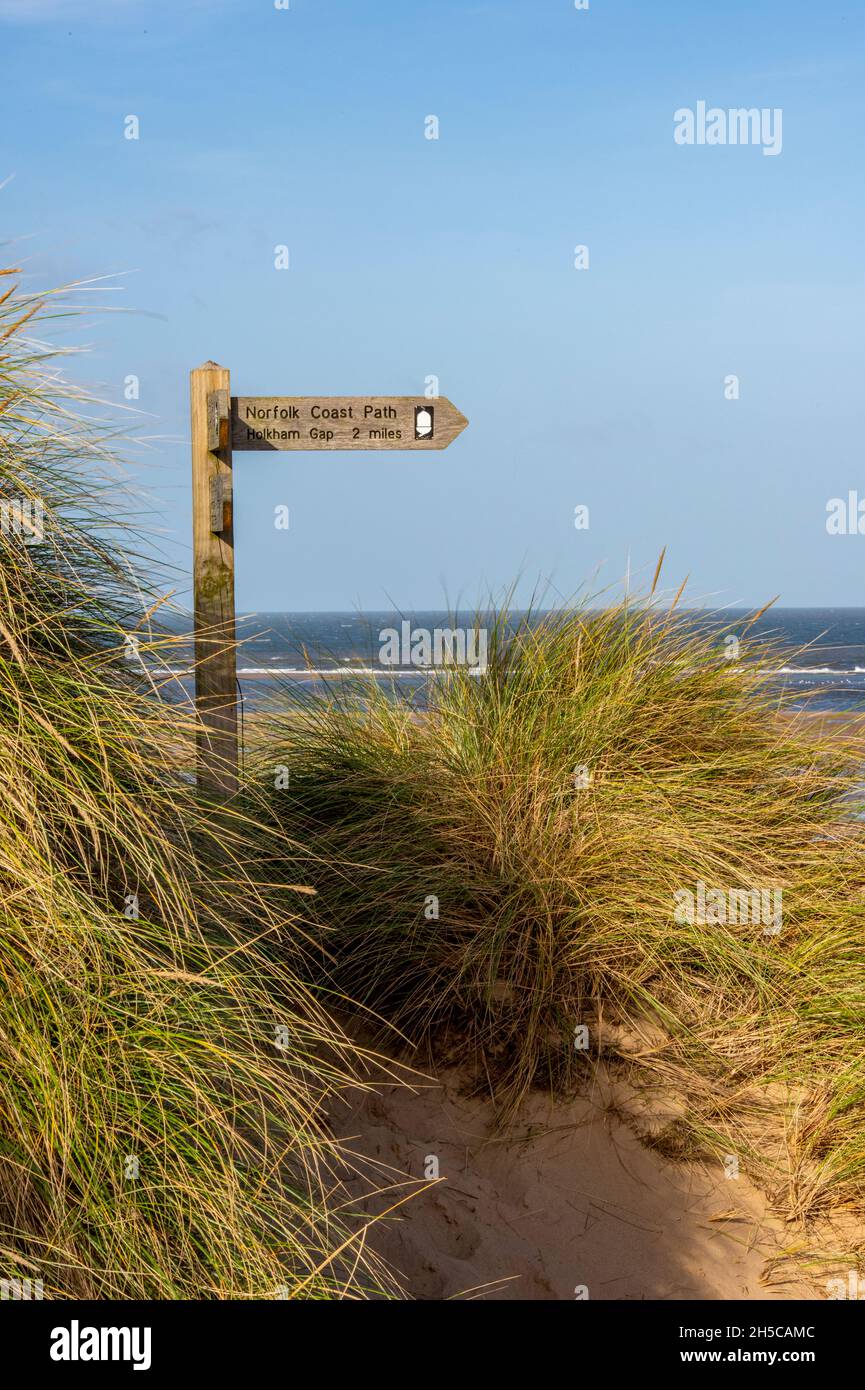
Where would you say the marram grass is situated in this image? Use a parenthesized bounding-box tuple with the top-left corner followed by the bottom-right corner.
(0, 266, 395, 1299)
(256, 594, 865, 1243)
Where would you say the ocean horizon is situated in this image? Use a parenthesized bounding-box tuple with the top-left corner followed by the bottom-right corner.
(155, 608, 865, 713)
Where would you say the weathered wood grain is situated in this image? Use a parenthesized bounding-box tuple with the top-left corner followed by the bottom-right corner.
(191, 363, 237, 796)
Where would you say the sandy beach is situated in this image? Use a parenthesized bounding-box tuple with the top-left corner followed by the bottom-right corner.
(330, 1060, 821, 1301)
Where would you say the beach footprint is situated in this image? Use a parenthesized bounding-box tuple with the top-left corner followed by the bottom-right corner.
(426, 1198, 482, 1261)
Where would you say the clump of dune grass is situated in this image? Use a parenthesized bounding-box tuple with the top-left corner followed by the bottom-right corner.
(0, 264, 396, 1298)
(255, 581, 865, 1239)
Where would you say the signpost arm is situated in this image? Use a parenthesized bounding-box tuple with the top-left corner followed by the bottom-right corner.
(190, 361, 237, 796)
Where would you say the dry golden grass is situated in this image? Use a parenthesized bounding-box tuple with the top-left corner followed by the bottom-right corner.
(255, 593, 865, 1250)
(0, 266, 396, 1299)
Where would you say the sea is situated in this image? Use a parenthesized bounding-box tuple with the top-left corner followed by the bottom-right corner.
(152, 608, 865, 717)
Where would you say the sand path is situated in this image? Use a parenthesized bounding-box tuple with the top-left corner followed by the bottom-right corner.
(329, 1064, 819, 1301)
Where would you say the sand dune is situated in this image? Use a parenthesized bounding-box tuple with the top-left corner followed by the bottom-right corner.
(330, 1064, 819, 1301)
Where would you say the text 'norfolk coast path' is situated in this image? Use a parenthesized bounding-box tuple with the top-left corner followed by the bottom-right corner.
(231, 396, 469, 451)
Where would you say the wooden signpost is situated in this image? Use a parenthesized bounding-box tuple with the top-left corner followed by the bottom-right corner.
(190, 362, 469, 796)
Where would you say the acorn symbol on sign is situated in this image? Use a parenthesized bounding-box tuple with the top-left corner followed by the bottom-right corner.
(414, 406, 434, 440)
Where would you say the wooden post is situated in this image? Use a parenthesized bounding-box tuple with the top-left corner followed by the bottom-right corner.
(190, 361, 237, 796)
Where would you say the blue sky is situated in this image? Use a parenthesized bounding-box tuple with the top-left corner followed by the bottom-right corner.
(2, 0, 864, 610)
